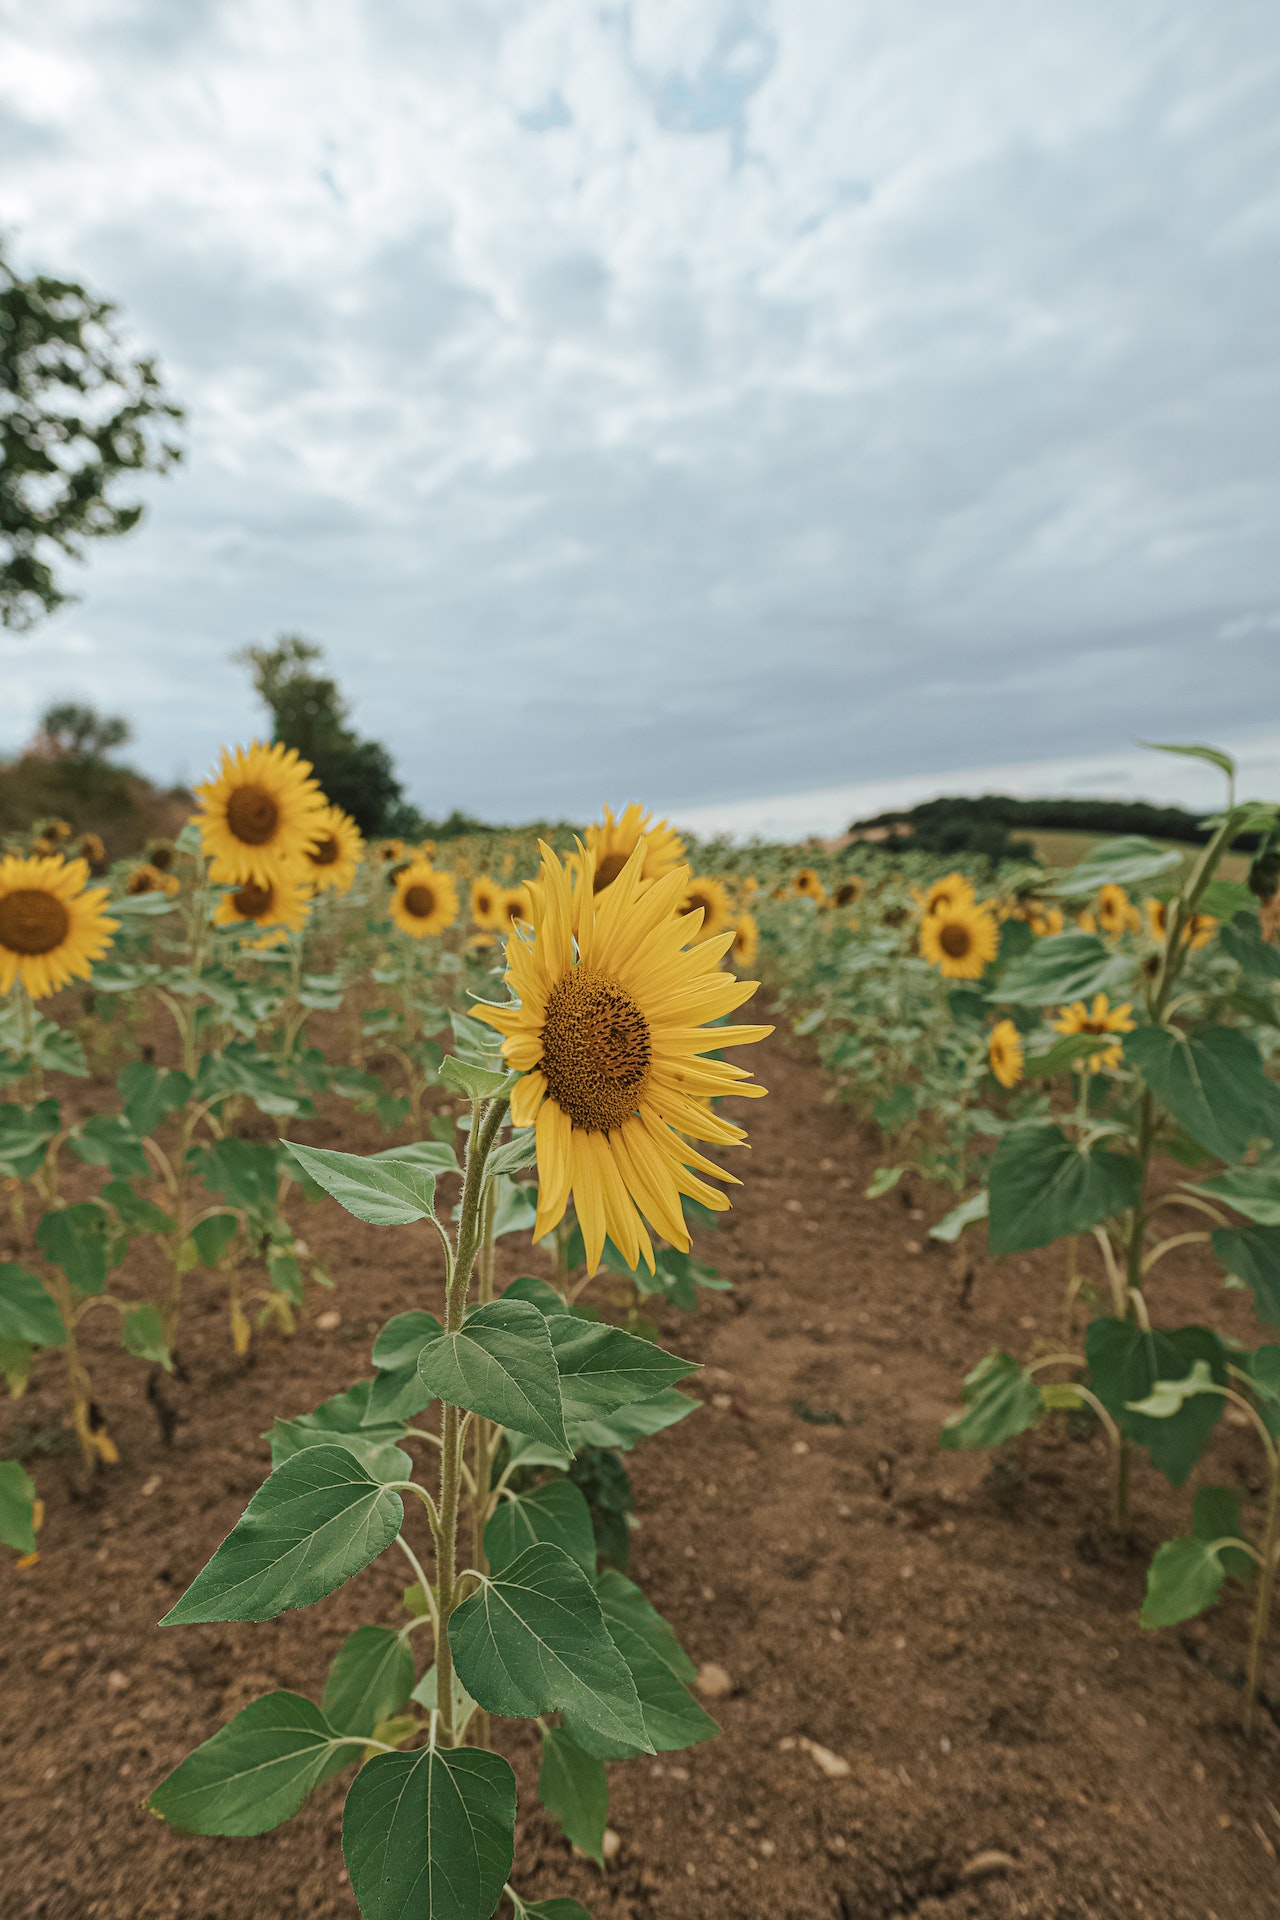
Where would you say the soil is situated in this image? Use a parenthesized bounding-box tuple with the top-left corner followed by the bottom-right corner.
(3, 1023, 1279, 1919)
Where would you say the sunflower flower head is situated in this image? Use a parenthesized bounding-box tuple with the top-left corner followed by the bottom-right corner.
(680, 874, 734, 942)
(0, 854, 118, 999)
(988, 1018, 1025, 1089)
(390, 860, 459, 939)
(832, 876, 864, 909)
(470, 875, 501, 929)
(919, 896, 999, 980)
(126, 863, 180, 898)
(792, 868, 826, 904)
(917, 872, 976, 917)
(195, 742, 327, 886)
(585, 803, 687, 895)
(211, 865, 311, 947)
(731, 910, 760, 968)
(1095, 883, 1139, 938)
(497, 884, 532, 935)
(473, 840, 772, 1274)
(1052, 992, 1135, 1072)
(303, 804, 364, 895)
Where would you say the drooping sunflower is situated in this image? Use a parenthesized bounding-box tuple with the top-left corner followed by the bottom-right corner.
(126, 863, 180, 898)
(470, 875, 501, 929)
(1052, 993, 1135, 1072)
(680, 874, 734, 942)
(988, 1018, 1024, 1089)
(832, 876, 864, 909)
(917, 872, 975, 916)
(473, 842, 771, 1272)
(302, 804, 364, 895)
(211, 866, 311, 946)
(793, 868, 826, 904)
(731, 911, 760, 968)
(919, 897, 999, 980)
(585, 804, 687, 895)
(496, 885, 532, 935)
(390, 860, 459, 938)
(0, 854, 118, 1000)
(195, 742, 327, 886)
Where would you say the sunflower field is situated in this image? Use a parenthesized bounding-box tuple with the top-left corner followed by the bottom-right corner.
(4, 737, 1280, 1919)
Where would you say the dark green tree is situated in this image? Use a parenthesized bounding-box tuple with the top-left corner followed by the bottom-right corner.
(237, 635, 418, 838)
(1, 237, 184, 629)
(37, 700, 131, 764)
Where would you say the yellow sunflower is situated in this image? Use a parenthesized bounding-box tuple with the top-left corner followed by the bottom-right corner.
(126, 863, 180, 898)
(0, 854, 118, 999)
(585, 803, 687, 894)
(1027, 903, 1064, 937)
(1145, 898, 1217, 950)
(496, 885, 532, 934)
(793, 868, 826, 904)
(1077, 909, 1098, 934)
(470, 875, 501, 929)
(988, 1018, 1024, 1089)
(147, 842, 175, 872)
(77, 832, 106, 869)
(390, 860, 459, 938)
(473, 842, 771, 1273)
(378, 838, 406, 864)
(195, 742, 327, 886)
(919, 898, 999, 980)
(211, 865, 311, 947)
(680, 874, 734, 942)
(731, 911, 760, 968)
(1095, 883, 1140, 937)
(832, 876, 864, 909)
(1052, 993, 1135, 1072)
(917, 872, 975, 916)
(302, 804, 364, 895)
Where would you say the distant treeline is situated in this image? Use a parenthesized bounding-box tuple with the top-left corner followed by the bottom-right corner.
(851, 794, 1259, 865)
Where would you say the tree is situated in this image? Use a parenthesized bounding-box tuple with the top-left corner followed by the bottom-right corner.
(1, 236, 184, 630)
(237, 635, 419, 838)
(36, 700, 132, 764)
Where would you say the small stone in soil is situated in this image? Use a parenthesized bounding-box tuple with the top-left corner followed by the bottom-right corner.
(316, 1310, 342, 1331)
(696, 1662, 734, 1699)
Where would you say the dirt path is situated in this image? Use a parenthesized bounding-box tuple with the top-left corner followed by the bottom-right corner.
(3, 1030, 1279, 1919)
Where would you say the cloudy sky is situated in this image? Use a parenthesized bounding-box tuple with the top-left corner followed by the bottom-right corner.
(2, 0, 1278, 829)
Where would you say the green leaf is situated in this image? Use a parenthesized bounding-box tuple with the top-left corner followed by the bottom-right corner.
(865, 1165, 904, 1198)
(517, 1903, 592, 1920)
(1048, 836, 1183, 898)
(68, 1113, 149, 1179)
(343, 1744, 516, 1920)
(487, 1131, 538, 1176)
(1126, 1025, 1280, 1164)
(539, 1726, 607, 1866)
(162, 1445, 405, 1624)
(450, 1009, 506, 1062)
(1191, 1168, 1280, 1225)
(1219, 916, 1280, 982)
(1243, 1347, 1280, 1439)
(1212, 1225, 1280, 1324)
(1192, 1486, 1254, 1585)
(101, 1180, 173, 1235)
(449, 1542, 650, 1750)
(994, 932, 1137, 1007)
(486, 1479, 596, 1576)
(0, 1339, 32, 1394)
(1125, 1359, 1217, 1417)
(565, 1569, 717, 1761)
(0, 1263, 64, 1348)
(189, 1137, 281, 1215)
(873, 1084, 917, 1132)
(191, 1212, 239, 1266)
(1139, 739, 1236, 781)
(36, 1202, 110, 1294)
(440, 1055, 517, 1102)
(372, 1310, 445, 1370)
(369, 1139, 461, 1178)
(1140, 1536, 1227, 1628)
(492, 1175, 538, 1240)
(546, 1316, 696, 1423)
(0, 1458, 38, 1554)
(149, 1692, 344, 1836)
(0, 1098, 59, 1177)
(1026, 1031, 1123, 1077)
(322, 1626, 415, 1738)
(988, 1125, 1140, 1255)
(418, 1301, 569, 1451)
(121, 1302, 173, 1370)
(268, 1382, 411, 1479)
(1086, 1319, 1228, 1484)
(568, 1389, 700, 1453)
(409, 1662, 478, 1730)
(282, 1141, 437, 1226)
(501, 1275, 569, 1315)
(939, 1350, 1041, 1451)
(266, 1244, 304, 1305)
(929, 1191, 988, 1243)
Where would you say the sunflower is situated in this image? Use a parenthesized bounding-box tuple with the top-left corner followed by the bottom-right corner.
(125, 863, 180, 898)
(0, 854, 118, 1000)
(77, 832, 106, 869)
(1077, 909, 1098, 934)
(195, 742, 327, 886)
(1027, 903, 1064, 937)
(302, 804, 364, 895)
(1052, 993, 1135, 1072)
(211, 865, 311, 946)
(680, 874, 734, 942)
(472, 842, 771, 1272)
(1145, 898, 1217, 950)
(832, 876, 864, 909)
(731, 911, 760, 968)
(147, 842, 175, 872)
(1095, 883, 1140, 937)
(390, 860, 459, 938)
(496, 885, 532, 934)
(470, 875, 501, 929)
(919, 898, 999, 980)
(378, 838, 406, 864)
(917, 872, 975, 916)
(988, 1018, 1024, 1089)
(585, 803, 687, 894)
(793, 868, 826, 904)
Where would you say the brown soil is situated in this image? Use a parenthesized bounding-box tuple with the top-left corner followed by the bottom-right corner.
(3, 1028, 1279, 1919)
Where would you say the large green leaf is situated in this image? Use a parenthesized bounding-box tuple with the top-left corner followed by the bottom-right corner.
(149, 1692, 345, 1836)
(564, 1569, 717, 1762)
(1212, 1225, 1280, 1326)
(485, 1479, 596, 1576)
(189, 1137, 281, 1215)
(539, 1726, 607, 1867)
(1085, 1318, 1227, 1484)
(322, 1626, 416, 1738)
(0, 1458, 38, 1554)
(546, 1315, 696, 1422)
(0, 1263, 64, 1348)
(369, 1138, 461, 1177)
(371, 1310, 444, 1369)
(568, 1389, 700, 1453)
(449, 1542, 649, 1751)
(36, 1203, 110, 1295)
(1191, 1168, 1280, 1225)
(1140, 1537, 1227, 1628)
(343, 1744, 516, 1920)
(121, 1302, 172, 1370)
(1125, 1025, 1280, 1164)
(0, 1099, 59, 1178)
(1140, 740, 1236, 781)
(191, 1211, 239, 1266)
(162, 1446, 404, 1624)
(283, 1141, 437, 1226)
(994, 933, 1136, 1007)
(268, 1380, 412, 1478)
(1220, 916, 1280, 981)
(988, 1125, 1140, 1254)
(68, 1113, 149, 1179)
(118, 1060, 192, 1137)
(939, 1350, 1041, 1451)
(102, 1179, 174, 1235)
(418, 1301, 568, 1451)
(1047, 835, 1182, 897)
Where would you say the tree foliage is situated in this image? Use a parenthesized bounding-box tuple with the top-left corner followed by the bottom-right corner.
(0, 237, 184, 630)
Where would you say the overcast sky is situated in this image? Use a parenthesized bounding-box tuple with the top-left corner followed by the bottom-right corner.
(2, 0, 1278, 828)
